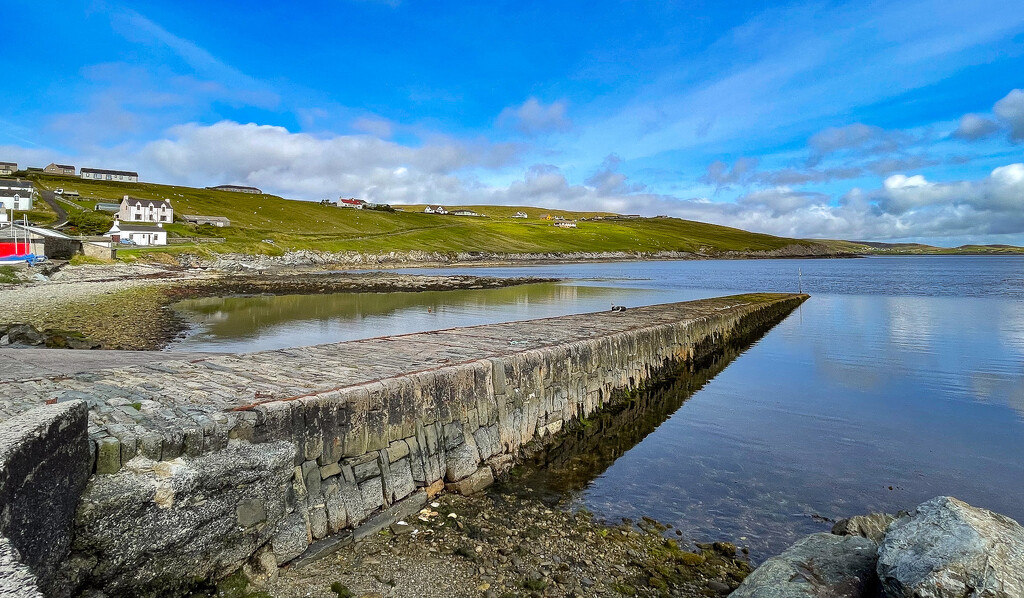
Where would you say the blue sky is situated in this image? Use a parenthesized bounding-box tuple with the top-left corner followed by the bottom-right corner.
(3, 0, 1024, 245)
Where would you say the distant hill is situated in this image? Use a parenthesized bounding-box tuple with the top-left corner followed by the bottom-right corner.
(822, 240, 1024, 255)
(25, 174, 834, 259)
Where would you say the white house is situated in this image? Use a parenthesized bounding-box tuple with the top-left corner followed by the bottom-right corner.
(513, 211, 528, 218)
(118, 196, 173, 224)
(81, 168, 139, 182)
(338, 198, 367, 209)
(0, 180, 34, 211)
(555, 220, 578, 229)
(451, 209, 481, 217)
(105, 221, 167, 246)
(0, 162, 17, 176)
(424, 205, 448, 214)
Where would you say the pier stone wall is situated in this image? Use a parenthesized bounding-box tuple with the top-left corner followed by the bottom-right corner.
(0, 294, 806, 597)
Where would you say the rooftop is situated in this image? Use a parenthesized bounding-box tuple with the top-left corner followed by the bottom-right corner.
(82, 168, 139, 176)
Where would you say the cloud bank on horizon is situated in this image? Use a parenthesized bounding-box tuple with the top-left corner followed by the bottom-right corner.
(3, 0, 1024, 246)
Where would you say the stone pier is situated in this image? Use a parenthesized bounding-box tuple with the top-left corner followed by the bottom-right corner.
(0, 293, 806, 597)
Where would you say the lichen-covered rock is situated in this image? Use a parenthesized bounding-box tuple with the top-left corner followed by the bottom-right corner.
(0, 538, 44, 598)
(877, 496, 1024, 598)
(731, 533, 879, 598)
(69, 441, 294, 597)
(832, 512, 897, 544)
(0, 401, 90, 597)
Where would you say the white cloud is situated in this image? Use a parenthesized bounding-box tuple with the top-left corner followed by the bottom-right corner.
(808, 123, 911, 160)
(497, 98, 572, 136)
(352, 117, 394, 138)
(993, 89, 1024, 142)
(138, 121, 520, 202)
(953, 113, 1001, 141)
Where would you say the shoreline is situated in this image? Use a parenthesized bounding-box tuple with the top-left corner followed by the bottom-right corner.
(0, 264, 557, 351)
(172, 245, 857, 272)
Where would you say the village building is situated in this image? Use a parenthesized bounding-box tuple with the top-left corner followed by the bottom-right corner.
(0, 162, 16, 176)
(0, 221, 82, 259)
(208, 185, 262, 194)
(182, 215, 231, 227)
(424, 205, 448, 214)
(451, 209, 481, 217)
(0, 180, 34, 212)
(118, 195, 173, 224)
(338, 198, 367, 209)
(94, 203, 121, 213)
(513, 211, 528, 218)
(105, 221, 167, 246)
(43, 163, 76, 176)
(555, 220, 578, 229)
(81, 168, 139, 182)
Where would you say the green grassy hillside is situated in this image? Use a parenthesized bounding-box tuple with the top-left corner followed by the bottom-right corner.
(26, 173, 826, 257)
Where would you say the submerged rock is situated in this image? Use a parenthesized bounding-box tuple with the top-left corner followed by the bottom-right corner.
(730, 533, 879, 598)
(832, 512, 898, 544)
(877, 496, 1024, 598)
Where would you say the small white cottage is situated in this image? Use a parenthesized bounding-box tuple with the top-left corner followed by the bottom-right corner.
(105, 221, 167, 246)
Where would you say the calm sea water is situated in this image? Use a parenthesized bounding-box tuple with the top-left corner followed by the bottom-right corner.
(169, 257, 1024, 559)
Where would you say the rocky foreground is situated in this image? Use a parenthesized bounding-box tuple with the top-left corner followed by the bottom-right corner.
(733, 496, 1024, 598)
(252, 488, 754, 598)
(229, 494, 1024, 598)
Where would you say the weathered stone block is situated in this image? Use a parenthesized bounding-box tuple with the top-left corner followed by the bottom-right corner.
(387, 439, 410, 462)
(384, 457, 416, 504)
(139, 431, 163, 461)
(253, 401, 292, 445)
(349, 453, 381, 482)
(445, 466, 494, 496)
(338, 475, 367, 527)
(444, 440, 480, 482)
(182, 426, 203, 458)
(319, 462, 342, 479)
(358, 476, 385, 513)
(308, 505, 328, 540)
(94, 436, 121, 475)
(340, 388, 369, 457)
(300, 400, 324, 462)
(352, 491, 427, 541)
(301, 460, 321, 499)
(271, 512, 309, 565)
(322, 478, 347, 532)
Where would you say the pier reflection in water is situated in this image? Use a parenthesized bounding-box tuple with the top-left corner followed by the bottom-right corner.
(169, 282, 640, 353)
(503, 339, 753, 502)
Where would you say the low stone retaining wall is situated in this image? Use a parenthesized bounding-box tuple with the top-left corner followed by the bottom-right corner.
(0, 293, 806, 596)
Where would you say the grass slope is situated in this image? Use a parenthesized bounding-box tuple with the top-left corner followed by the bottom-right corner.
(27, 173, 820, 258)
